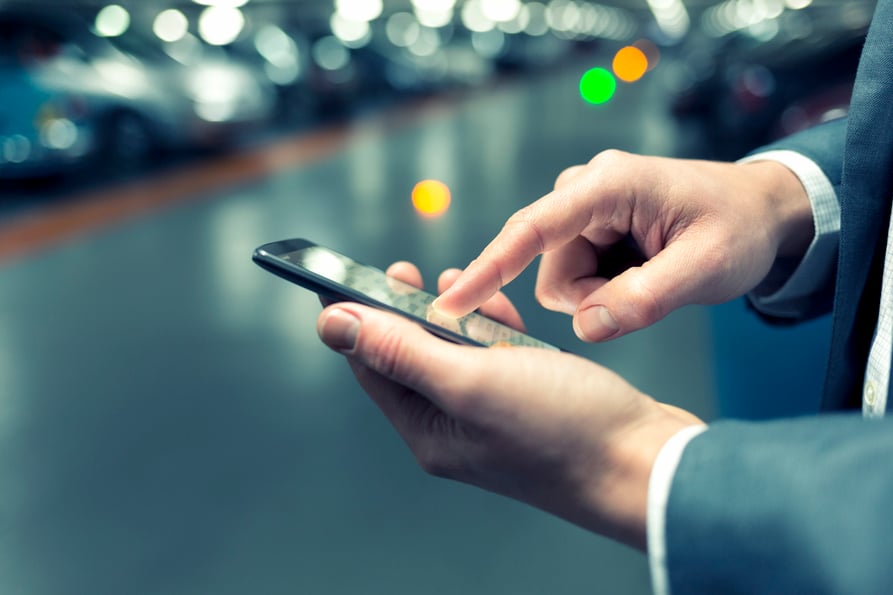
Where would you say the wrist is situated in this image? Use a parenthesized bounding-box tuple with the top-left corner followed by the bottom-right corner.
(578, 401, 702, 551)
(740, 160, 815, 261)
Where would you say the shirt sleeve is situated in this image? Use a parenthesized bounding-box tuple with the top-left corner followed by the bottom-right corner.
(737, 150, 841, 318)
(647, 424, 709, 595)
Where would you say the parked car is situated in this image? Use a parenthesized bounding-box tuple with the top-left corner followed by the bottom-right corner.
(0, 10, 109, 179)
(0, 7, 275, 180)
(110, 32, 277, 148)
(670, 27, 864, 159)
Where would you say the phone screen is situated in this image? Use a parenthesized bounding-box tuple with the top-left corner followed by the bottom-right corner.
(253, 239, 561, 351)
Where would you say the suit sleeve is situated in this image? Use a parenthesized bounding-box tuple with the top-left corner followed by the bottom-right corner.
(750, 117, 847, 188)
(665, 414, 893, 594)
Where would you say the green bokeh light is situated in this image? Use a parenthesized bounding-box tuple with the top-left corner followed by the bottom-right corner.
(579, 68, 617, 105)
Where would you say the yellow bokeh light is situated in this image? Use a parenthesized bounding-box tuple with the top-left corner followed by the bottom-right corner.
(612, 46, 648, 83)
(412, 179, 451, 218)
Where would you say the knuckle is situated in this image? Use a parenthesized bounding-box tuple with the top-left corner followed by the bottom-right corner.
(535, 282, 565, 310)
(534, 282, 552, 305)
(504, 208, 546, 254)
(626, 277, 665, 327)
(699, 242, 739, 298)
(416, 445, 456, 479)
(588, 148, 628, 169)
(554, 165, 583, 189)
(367, 324, 417, 385)
(700, 244, 730, 276)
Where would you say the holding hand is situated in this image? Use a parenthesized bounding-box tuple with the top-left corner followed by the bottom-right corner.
(317, 262, 701, 550)
(434, 151, 814, 341)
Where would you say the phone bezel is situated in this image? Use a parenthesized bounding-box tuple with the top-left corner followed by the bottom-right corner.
(253, 238, 496, 347)
(251, 238, 487, 347)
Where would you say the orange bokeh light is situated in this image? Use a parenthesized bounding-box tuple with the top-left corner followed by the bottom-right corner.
(612, 46, 648, 83)
(412, 179, 452, 217)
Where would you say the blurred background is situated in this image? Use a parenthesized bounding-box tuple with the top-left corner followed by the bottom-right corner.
(0, 1, 872, 593)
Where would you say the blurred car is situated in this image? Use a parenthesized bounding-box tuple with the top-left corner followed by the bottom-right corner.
(0, 7, 275, 180)
(111, 32, 276, 148)
(0, 10, 107, 179)
(770, 79, 854, 140)
(670, 27, 865, 159)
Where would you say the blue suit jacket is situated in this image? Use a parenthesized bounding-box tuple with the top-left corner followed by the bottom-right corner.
(665, 1, 893, 592)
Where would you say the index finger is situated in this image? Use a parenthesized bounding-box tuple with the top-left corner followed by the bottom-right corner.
(433, 190, 591, 317)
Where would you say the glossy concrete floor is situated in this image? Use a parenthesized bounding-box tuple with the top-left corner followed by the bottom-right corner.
(0, 61, 716, 594)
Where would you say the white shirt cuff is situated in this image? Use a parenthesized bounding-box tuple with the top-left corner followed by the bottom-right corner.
(738, 150, 840, 317)
(647, 424, 709, 595)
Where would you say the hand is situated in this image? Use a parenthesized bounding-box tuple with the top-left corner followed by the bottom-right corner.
(434, 150, 814, 341)
(317, 261, 702, 550)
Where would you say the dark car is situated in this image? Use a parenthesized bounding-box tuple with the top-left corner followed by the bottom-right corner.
(671, 26, 865, 159)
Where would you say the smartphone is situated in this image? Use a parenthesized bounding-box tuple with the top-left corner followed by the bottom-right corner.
(252, 238, 561, 351)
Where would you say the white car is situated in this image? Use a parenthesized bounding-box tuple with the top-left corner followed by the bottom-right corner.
(0, 7, 275, 180)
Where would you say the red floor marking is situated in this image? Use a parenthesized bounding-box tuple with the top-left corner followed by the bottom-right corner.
(0, 90, 467, 265)
(0, 123, 354, 265)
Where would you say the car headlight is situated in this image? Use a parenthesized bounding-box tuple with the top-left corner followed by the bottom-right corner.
(34, 99, 90, 155)
(187, 65, 258, 122)
(191, 72, 237, 121)
(40, 118, 79, 151)
(2, 135, 32, 164)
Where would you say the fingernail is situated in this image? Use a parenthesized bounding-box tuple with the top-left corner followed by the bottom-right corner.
(431, 296, 459, 317)
(574, 306, 620, 341)
(319, 308, 360, 353)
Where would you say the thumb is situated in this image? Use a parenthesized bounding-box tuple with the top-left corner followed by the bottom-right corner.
(573, 240, 723, 342)
(316, 303, 476, 413)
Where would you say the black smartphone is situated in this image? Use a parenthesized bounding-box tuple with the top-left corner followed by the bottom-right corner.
(252, 238, 561, 350)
